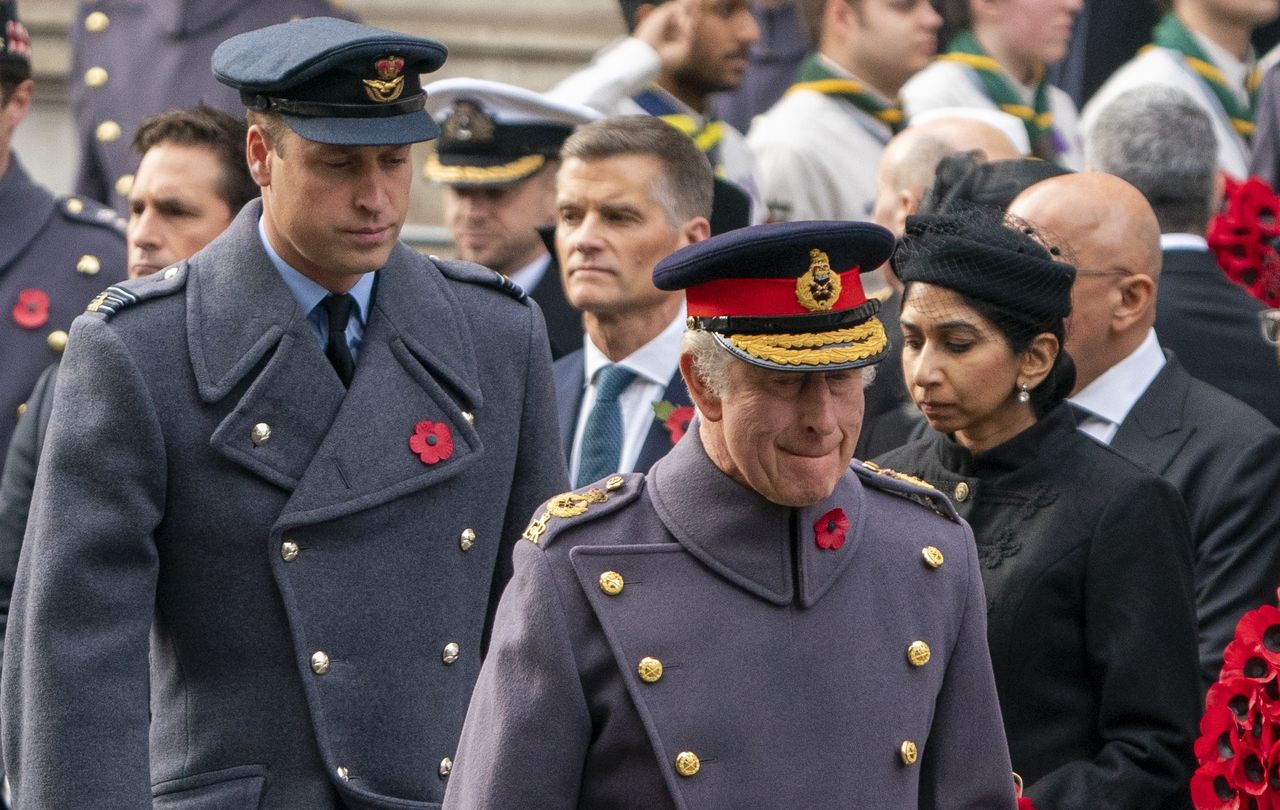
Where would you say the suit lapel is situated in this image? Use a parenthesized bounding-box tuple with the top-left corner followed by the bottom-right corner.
(634, 369, 691, 474)
(553, 351, 585, 464)
(1111, 353, 1195, 476)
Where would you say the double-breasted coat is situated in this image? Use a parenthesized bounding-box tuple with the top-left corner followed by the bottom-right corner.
(442, 427, 1018, 809)
(877, 404, 1202, 809)
(0, 201, 567, 808)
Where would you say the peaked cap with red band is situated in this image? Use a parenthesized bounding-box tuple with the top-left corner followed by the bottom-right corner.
(653, 220, 895, 371)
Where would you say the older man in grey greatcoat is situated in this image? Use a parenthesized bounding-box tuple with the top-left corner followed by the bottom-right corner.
(443, 220, 1018, 808)
(1, 17, 566, 809)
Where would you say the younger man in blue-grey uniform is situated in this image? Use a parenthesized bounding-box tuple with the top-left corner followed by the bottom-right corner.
(2, 17, 566, 809)
(443, 220, 1018, 808)
(0, 0, 125, 467)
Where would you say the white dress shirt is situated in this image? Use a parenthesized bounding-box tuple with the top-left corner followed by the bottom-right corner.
(507, 252, 551, 295)
(1069, 328, 1167, 444)
(569, 306, 686, 483)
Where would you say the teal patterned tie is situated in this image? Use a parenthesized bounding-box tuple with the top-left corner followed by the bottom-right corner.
(576, 364, 638, 487)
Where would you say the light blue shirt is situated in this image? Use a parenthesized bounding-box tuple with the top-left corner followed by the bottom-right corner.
(258, 215, 374, 362)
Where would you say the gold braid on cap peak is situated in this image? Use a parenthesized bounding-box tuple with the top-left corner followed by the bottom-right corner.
(727, 321, 886, 366)
(424, 153, 546, 185)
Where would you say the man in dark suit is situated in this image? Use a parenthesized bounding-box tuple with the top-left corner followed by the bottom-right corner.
(1011, 171, 1280, 685)
(1087, 83, 1280, 427)
(0, 0, 126, 471)
(553, 116, 713, 487)
(1, 18, 565, 808)
(424, 78, 598, 360)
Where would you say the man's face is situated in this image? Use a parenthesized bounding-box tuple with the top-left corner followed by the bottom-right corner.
(846, 0, 942, 91)
(254, 127, 412, 291)
(443, 167, 556, 275)
(994, 0, 1083, 66)
(708, 359, 866, 507)
(127, 142, 235, 279)
(555, 154, 688, 316)
(677, 0, 761, 95)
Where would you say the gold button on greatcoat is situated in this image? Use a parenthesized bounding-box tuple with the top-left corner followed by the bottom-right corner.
(442, 642, 460, 664)
(311, 651, 330, 674)
(921, 546, 944, 569)
(16, 403, 26, 419)
(84, 67, 108, 87)
(675, 751, 700, 777)
(605, 475, 625, 492)
(251, 422, 271, 446)
(953, 481, 970, 502)
(637, 656, 664, 683)
(907, 641, 931, 667)
(85, 11, 110, 32)
(115, 174, 134, 197)
(96, 120, 122, 143)
(439, 757, 453, 778)
(461, 411, 474, 425)
(77, 254, 101, 276)
(599, 570, 624, 596)
(281, 540, 299, 562)
(900, 740, 918, 765)
(336, 765, 350, 780)
(47, 330, 68, 353)
(65, 197, 85, 215)
(459, 528, 475, 551)
(164, 266, 180, 280)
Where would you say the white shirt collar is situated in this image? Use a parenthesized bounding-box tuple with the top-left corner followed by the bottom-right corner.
(1160, 232, 1209, 252)
(1070, 328, 1167, 427)
(507, 252, 551, 294)
(583, 303, 687, 389)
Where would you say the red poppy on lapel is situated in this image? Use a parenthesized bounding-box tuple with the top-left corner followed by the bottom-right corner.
(13, 288, 49, 329)
(1016, 798, 1036, 810)
(409, 421, 453, 465)
(813, 508, 848, 550)
(652, 400, 694, 444)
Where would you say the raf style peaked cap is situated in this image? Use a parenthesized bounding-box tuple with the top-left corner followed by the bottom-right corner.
(423, 77, 601, 187)
(654, 221, 895, 371)
(212, 17, 447, 146)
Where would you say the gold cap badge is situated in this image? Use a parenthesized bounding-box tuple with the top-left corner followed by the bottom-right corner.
(363, 55, 405, 103)
(795, 248, 842, 312)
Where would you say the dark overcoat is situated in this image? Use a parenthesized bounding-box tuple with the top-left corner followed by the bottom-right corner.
(442, 427, 1018, 809)
(1110, 353, 1280, 685)
(0, 200, 567, 808)
(0, 155, 125, 461)
(877, 404, 1201, 809)
(554, 350, 691, 476)
(1154, 248, 1280, 427)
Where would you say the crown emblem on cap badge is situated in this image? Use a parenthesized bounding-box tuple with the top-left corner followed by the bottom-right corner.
(441, 100, 496, 144)
(363, 55, 405, 103)
(795, 248, 842, 312)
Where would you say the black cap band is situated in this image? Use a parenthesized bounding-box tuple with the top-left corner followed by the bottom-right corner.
(244, 92, 427, 118)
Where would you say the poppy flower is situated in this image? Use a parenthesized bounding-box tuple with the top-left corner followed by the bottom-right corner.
(1198, 702, 1241, 766)
(814, 508, 849, 551)
(652, 400, 694, 444)
(1237, 605, 1280, 668)
(1224, 637, 1277, 685)
(1192, 758, 1244, 810)
(12, 288, 49, 329)
(1017, 798, 1036, 810)
(409, 420, 453, 465)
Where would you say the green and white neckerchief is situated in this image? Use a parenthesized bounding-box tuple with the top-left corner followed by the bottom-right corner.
(632, 85, 726, 172)
(1148, 12, 1262, 140)
(787, 52, 904, 135)
(940, 30, 1062, 162)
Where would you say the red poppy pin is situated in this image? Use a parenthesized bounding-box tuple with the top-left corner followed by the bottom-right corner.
(12, 288, 49, 329)
(814, 508, 849, 551)
(651, 400, 694, 444)
(409, 420, 453, 465)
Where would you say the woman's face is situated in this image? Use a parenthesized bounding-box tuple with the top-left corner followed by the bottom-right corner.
(899, 283, 1034, 448)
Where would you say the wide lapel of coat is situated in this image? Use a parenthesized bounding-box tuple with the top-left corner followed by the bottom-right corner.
(1111, 352, 1195, 477)
(191, 201, 347, 493)
(276, 242, 484, 528)
(553, 350, 585, 464)
(634, 369, 692, 474)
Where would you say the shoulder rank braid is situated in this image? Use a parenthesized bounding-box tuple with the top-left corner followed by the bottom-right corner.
(522, 476, 626, 544)
(859, 460, 958, 522)
(788, 53, 904, 135)
(432, 257, 529, 303)
(940, 30, 1063, 162)
(1149, 12, 1261, 139)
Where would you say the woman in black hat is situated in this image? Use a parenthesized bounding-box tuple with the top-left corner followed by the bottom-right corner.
(874, 210, 1201, 809)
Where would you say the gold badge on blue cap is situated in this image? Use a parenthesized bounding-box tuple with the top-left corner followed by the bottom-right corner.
(796, 248, 842, 313)
(364, 55, 405, 103)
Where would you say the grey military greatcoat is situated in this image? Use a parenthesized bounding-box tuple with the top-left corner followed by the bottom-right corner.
(1, 200, 566, 809)
(442, 428, 1018, 809)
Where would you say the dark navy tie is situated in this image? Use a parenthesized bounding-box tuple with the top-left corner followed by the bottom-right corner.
(576, 364, 638, 487)
(319, 293, 356, 387)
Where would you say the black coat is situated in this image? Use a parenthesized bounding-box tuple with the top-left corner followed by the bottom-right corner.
(527, 238, 583, 361)
(856, 290, 924, 460)
(876, 404, 1200, 809)
(1110, 353, 1280, 685)
(1154, 248, 1280, 427)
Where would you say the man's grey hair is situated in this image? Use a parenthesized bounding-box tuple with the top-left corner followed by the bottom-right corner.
(1085, 85, 1217, 234)
(681, 330, 876, 398)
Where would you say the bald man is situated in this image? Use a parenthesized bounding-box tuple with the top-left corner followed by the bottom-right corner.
(1010, 173, 1280, 685)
